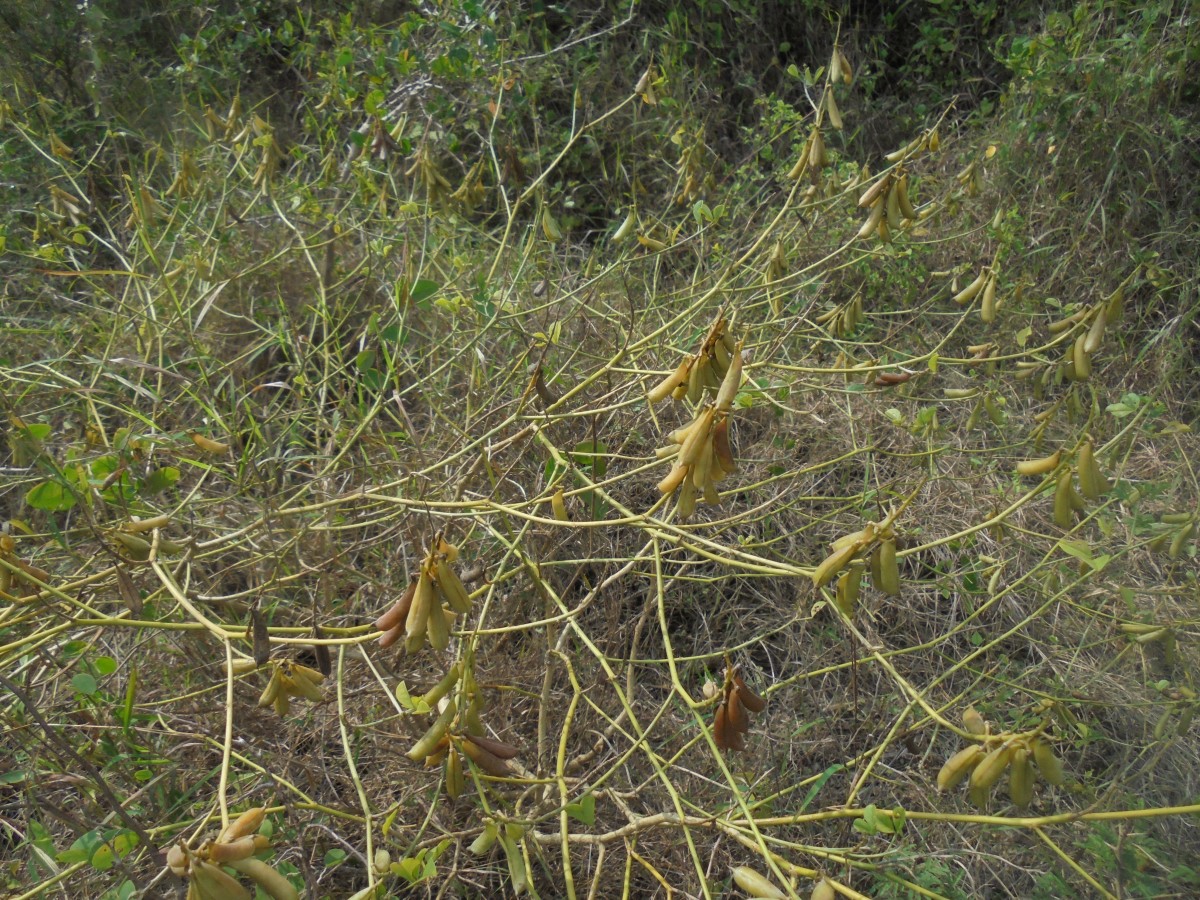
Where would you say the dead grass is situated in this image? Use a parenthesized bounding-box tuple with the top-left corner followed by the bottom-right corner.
(2, 5, 1200, 900)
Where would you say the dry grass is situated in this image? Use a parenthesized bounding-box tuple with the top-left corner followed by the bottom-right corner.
(2, 5, 1199, 900)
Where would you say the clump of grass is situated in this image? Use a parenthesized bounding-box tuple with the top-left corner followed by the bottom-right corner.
(1, 3, 1198, 898)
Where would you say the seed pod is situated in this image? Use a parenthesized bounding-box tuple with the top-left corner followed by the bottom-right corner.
(436, 559, 473, 615)
(726, 688, 750, 733)
(648, 359, 690, 403)
(937, 744, 985, 791)
(419, 662, 462, 709)
(808, 128, 828, 168)
(207, 835, 267, 864)
(811, 878, 837, 900)
(541, 208, 562, 242)
(980, 272, 998, 324)
(885, 181, 903, 231)
(191, 859, 252, 900)
(227, 857, 299, 900)
(1083, 305, 1107, 354)
(426, 596, 451, 651)
(732, 671, 766, 712)
(1033, 741, 1064, 785)
(376, 576, 418, 633)
(858, 196, 884, 239)
(825, 89, 843, 130)
(857, 174, 892, 209)
(188, 431, 231, 455)
(812, 542, 860, 590)
(167, 842, 189, 876)
(712, 416, 737, 475)
(876, 537, 900, 596)
(250, 609, 270, 667)
(837, 49, 853, 84)
(1016, 450, 1061, 477)
(963, 707, 987, 735)
(406, 569, 435, 642)
(970, 743, 1014, 792)
(311, 626, 331, 677)
(1072, 334, 1091, 380)
(1053, 469, 1077, 529)
(1009, 747, 1034, 808)
(713, 701, 734, 751)
(1169, 521, 1196, 559)
(122, 514, 172, 534)
(470, 822, 499, 855)
(231, 658, 259, 676)
(445, 745, 465, 798)
(112, 531, 152, 561)
(220, 807, 267, 843)
(954, 270, 987, 305)
(715, 341, 743, 412)
(466, 733, 520, 760)
(895, 174, 918, 219)
(658, 463, 690, 495)
(968, 783, 990, 809)
(286, 665, 325, 702)
(406, 699, 458, 762)
(1076, 440, 1109, 499)
(257, 668, 283, 708)
(730, 865, 787, 899)
(551, 489, 570, 521)
(835, 565, 861, 615)
(612, 210, 636, 243)
(461, 735, 514, 776)
(1046, 308, 1088, 334)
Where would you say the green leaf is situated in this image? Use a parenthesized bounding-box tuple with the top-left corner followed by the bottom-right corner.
(566, 793, 596, 825)
(59, 830, 102, 864)
(410, 279, 439, 304)
(572, 441, 607, 478)
(95, 656, 118, 676)
(26, 480, 77, 512)
(355, 349, 377, 373)
(324, 848, 348, 866)
(72, 673, 98, 695)
(364, 89, 386, 115)
(141, 466, 180, 494)
(798, 763, 843, 813)
(392, 856, 426, 883)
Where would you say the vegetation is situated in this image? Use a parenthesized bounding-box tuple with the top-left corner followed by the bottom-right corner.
(1, 1, 1198, 897)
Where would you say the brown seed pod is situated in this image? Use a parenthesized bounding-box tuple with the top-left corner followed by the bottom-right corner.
(250, 608, 270, 667)
(726, 688, 750, 733)
(713, 701, 732, 751)
(375, 576, 418, 633)
(465, 733, 520, 760)
(732, 671, 766, 713)
(311, 625, 332, 677)
(460, 735, 514, 776)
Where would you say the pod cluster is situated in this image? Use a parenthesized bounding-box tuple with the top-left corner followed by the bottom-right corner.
(646, 314, 740, 405)
(857, 167, 922, 243)
(936, 708, 1066, 809)
(652, 327, 744, 519)
(375, 536, 473, 653)
(811, 519, 903, 612)
(165, 807, 298, 900)
(254, 659, 326, 719)
(713, 666, 766, 753)
(404, 662, 521, 799)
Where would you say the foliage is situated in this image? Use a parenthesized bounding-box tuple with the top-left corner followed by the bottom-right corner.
(1, 1, 1199, 898)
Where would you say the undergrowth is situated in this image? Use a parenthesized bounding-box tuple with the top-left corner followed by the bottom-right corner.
(1, 1, 1198, 898)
